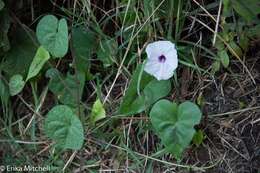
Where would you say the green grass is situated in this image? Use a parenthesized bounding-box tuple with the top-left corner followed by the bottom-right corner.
(0, 0, 259, 172)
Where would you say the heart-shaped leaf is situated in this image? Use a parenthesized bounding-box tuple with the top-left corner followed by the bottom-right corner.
(2, 27, 38, 77)
(26, 46, 50, 81)
(9, 74, 25, 96)
(44, 105, 84, 150)
(150, 100, 202, 159)
(36, 15, 68, 58)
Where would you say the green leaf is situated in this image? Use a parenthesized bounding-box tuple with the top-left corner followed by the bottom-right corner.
(196, 93, 205, 107)
(127, 79, 172, 114)
(150, 100, 202, 159)
(46, 69, 85, 107)
(2, 27, 38, 77)
(90, 99, 106, 123)
(119, 65, 153, 114)
(36, 15, 68, 58)
(9, 74, 25, 96)
(230, 0, 260, 22)
(44, 105, 84, 150)
(192, 130, 204, 147)
(71, 26, 96, 72)
(223, 0, 231, 16)
(211, 61, 220, 74)
(218, 49, 229, 68)
(26, 46, 50, 81)
(119, 65, 172, 115)
(239, 33, 249, 51)
(248, 24, 260, 38)
(97, 38, 117, 67)
(228, 40, 243, 57)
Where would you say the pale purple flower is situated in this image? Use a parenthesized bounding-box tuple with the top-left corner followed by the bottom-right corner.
(144, 41, 178, 80)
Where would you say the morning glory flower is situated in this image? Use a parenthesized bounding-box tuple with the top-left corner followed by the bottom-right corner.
(144, 41, 178, 80)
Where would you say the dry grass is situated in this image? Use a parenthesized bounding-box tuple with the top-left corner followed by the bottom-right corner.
(0, 0, 259, 172)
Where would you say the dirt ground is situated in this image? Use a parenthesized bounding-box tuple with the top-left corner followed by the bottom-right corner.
(188, 42, 260, 173)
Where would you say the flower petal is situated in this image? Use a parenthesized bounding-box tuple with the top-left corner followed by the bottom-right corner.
(164, 48, 178, 69)
(146, 41, 176, 59)
(144, 40, 178, 80)
(144, 61, 174, 80)
(145, 43, 161, 59)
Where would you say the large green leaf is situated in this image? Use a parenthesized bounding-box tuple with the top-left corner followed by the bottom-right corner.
(150, 100, 202, 159)
(2, 27, 38, 77)
(119, 65, 153, 114)
(26, 46, 50, 81)
(131, 79, 172, 113)
(44, 105, 84, 150)
(46, 68, 85, 107)
(71, 26, 96, 72)
(119, 65, 171, 115)
(9, 74, 25, 96)
(36, 15, 68, 58)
